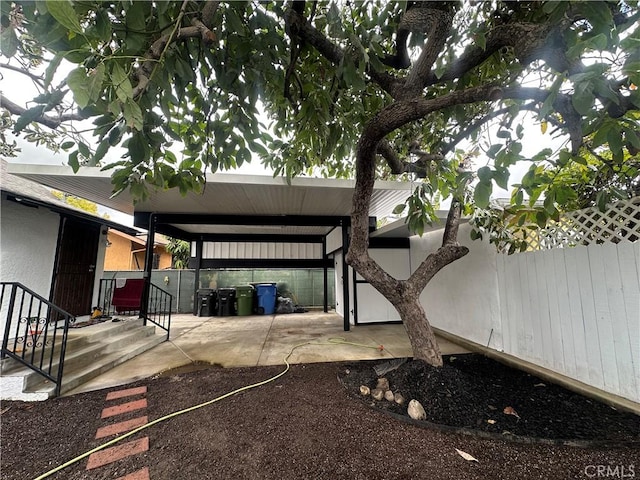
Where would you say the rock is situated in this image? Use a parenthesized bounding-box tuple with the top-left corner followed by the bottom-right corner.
(359, 385, 370, 396)
(376, 377, 390, 392)
(371, 388, 385, 401)
(408, 399, 426, 420)
(384, 390, 395, 402)
(394, 393, 405, 405)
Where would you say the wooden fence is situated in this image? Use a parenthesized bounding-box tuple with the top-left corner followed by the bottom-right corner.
(414, 198, 640, 404)
(496, 242, 639, 403)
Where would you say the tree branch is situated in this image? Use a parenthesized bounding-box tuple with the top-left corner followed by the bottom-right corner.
(377, 140, 443, 177)
(284, 6, 402, 97)
(0, 62, 44, 86)
(441, 198, 462, 247)
(133, 1, 218, 98)
(441, 102, 538, 155)
(403, 3, 456, 96)
(0, 92, 84, 129)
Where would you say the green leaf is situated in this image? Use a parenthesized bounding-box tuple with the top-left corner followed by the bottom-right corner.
(14, 105, 46, 132)
(543, 191, 556, 215)
(68, 151, 80, 172)
(67, 67, 90, 108)
(625, 128, 640, 150)
(44, 53, 64, 88)
(60, 141, 75, 150)
(474, 181, 492, 209)
(226, 9, 245, 36)
(572, 89, 594, 116)
(475, 31, 486, 51)
(607, 126, 623, 156)
(78, 141, 91, 158)
(87, 63, 106, 105)
(108, 125, 122, 146)
(95, 9, 111, 42)
(128, 133, 148, 164)
(477, 166, 493, 183)
(512, 189, 524, 206)
(122, 99, 143, 131)
(46, 0, 83, 34)
(596, 191, 608, 212)
(93, 139, 110, 165)
(111, 63, 133, 103)
(493, 167, 510, 190)
(0, 27, 18, 57)
(392, 204, 406, 215)
(486, 144, 502, 159)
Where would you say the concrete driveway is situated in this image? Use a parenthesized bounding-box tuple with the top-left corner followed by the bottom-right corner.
(65, 311, 467, 395)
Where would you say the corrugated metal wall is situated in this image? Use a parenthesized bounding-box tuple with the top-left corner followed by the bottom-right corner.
(202, 242, 322, 259)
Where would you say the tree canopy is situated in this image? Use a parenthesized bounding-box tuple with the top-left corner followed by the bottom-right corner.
(2, 0, 639, 364)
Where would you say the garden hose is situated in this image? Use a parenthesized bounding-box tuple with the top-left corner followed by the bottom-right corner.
(32, 337, 384, 480)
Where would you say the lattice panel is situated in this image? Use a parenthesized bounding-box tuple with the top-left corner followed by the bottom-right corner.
(524, 197, 640, 250)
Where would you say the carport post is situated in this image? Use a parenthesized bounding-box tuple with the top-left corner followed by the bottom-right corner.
(192, 238, 203, 315)
(341, 220, 350, 332)
(141, 213, 156, 325)
(322, 237, 328, 313)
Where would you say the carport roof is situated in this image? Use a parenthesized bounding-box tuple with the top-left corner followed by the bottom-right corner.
(7, 163, 417, 238)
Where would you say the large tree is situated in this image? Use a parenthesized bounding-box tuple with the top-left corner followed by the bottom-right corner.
(1, 1, 639, 366)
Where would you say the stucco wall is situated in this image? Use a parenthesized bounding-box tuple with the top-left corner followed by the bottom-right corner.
(104, 232, 172, 271)
(0, 198, 59, 297)
(104, 231, 133, 270)
(410, 223, 502, 347)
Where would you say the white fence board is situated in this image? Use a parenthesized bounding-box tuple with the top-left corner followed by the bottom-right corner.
(551, 248, 575, 377)
(543, 249, 565, 373)
(589, 244, 620, 393)
(601, 243, 638, 400)
(617, 243, 640, 400)
(563, 247, 591, 384)
(492, 241, 639, 402)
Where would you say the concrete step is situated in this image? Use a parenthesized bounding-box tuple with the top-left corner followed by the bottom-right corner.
(0, 318, 149, 376)
(0, 317, 145, 373)
(1, 319, 167, 401)
(23, 325, 158, 390)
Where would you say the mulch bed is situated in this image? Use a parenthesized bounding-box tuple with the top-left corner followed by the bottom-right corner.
(338, 354, 640, 445)
(1, 357, 638, 480)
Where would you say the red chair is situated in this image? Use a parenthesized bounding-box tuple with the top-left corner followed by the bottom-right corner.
(111, 279, 145, 313)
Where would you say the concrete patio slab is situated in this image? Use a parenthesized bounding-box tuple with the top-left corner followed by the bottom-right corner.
(64, 312, 468, 396)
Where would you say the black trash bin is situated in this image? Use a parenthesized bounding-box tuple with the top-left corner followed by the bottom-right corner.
(196, 289, 217, 317)
(217, 288, 236, 316)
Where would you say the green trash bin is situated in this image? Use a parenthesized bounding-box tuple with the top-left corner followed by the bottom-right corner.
(235, 285, 254, 316)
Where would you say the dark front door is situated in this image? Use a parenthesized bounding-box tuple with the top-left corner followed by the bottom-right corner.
(51, 217, 100, 316)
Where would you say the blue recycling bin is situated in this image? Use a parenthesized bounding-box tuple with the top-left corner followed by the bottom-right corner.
(255, 283, 277, 315)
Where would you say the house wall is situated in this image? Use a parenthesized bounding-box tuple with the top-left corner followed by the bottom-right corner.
(0, 198, 59, 297)
(0, 199, 60, 334)
(354, 249, 411, 324)
(156, 246, 172, 269)
(104, 232, 172, 271)
(104, 231, 133, 270)
(410, 224, 501, 347)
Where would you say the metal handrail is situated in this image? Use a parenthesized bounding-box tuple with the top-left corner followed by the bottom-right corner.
(0, 282, 74, 397)
(97, 278, 171, 337)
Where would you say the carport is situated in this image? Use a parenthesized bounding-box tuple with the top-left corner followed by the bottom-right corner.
(7, 164, 416, 330)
